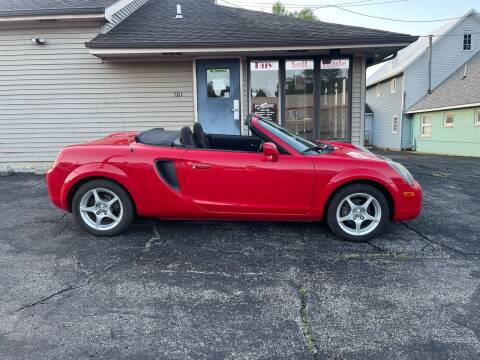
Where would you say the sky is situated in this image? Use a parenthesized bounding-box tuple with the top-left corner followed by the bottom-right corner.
(218, 0, 478, 36)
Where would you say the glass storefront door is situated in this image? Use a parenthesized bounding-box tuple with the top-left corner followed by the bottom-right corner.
(285, 60, 315, 140)
(250, 60, 280, 123)
(248, 57, 351, 142)
(320, 59, 350, 142)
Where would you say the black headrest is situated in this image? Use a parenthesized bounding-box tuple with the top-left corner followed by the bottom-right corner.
(180, 126, 195, 148)
(193, 122, 208, 149)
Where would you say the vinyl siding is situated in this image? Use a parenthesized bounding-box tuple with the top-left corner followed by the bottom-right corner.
(404, 16, 480, 110)
(0, 22, 194, 163)
(366, 75, 403, 149)
(351, 55, 365, 145)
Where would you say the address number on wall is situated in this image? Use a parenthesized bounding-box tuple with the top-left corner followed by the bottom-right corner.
(173, 91, 183, 98)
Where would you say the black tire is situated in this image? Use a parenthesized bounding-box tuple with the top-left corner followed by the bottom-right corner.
(326, 184, 390, 242)
(72, 179, 134, 236)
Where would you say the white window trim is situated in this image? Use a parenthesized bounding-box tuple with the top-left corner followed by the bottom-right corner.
(420, 115, 431, 137)
(443, 112, 454, 127)
(376, 84, 381, 97)
(475, 110, 480, 127)
(391, 78, 397, 94)
(463, 30, 473, 51)
(392, 116, 399, 134)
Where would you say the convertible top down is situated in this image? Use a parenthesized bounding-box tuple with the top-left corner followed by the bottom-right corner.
(46, 113, 422, 242)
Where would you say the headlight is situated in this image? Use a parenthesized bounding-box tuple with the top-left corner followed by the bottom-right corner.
(388, 161, 415, 185)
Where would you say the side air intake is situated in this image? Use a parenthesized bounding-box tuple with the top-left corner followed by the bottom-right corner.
(155, 160, 180, 191)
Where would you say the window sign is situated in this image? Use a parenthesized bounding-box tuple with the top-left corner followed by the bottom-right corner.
(207, 68, 230, 98)
(285, 60, 314, 71)
(251, 61, 279, 71)
(321, 59, 350, 69)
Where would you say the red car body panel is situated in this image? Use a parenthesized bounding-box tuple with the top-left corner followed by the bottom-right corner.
(46, 115, 422, 223)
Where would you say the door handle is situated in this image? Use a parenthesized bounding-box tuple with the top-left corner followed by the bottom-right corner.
(192, 163, 211, 170)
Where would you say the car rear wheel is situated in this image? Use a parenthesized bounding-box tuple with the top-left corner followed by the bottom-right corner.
(326, 184, 390, 242)
(72, 180, 134, 236)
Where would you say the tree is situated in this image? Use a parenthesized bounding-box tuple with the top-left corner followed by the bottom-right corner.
(272, 1, 318, 21)
(296, 8, 317, 21)
(272, 1, 287, 16)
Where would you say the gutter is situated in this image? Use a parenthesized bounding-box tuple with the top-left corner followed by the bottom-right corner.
(0, 8, 107, 23)
(86, 42, 415, 58)
(406, 102, 480, 114)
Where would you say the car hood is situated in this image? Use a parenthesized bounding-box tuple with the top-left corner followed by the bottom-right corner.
(317, 140, 382, 161)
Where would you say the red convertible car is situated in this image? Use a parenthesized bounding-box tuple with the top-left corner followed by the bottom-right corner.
(46, 114, 422, 242)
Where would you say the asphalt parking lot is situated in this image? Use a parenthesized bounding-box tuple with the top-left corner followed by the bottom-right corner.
(0, 151, 479, 359)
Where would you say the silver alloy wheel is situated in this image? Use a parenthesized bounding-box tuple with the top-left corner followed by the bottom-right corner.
(79, 188, 123, 231)
(336, 193, 382, 236)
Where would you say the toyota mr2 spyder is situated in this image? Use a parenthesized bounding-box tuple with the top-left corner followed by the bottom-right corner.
(46, 114, 422, 242)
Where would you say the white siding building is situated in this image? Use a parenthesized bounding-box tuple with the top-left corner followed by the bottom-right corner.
(0, 0, 416, 170)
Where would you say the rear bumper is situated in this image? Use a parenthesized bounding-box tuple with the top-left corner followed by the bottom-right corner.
(46, 167, 68, 211)
(392, 180, 422, 221)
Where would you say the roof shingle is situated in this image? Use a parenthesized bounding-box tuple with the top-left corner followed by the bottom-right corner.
(87, 0, 417, 49)
(407, 50, 480, 113)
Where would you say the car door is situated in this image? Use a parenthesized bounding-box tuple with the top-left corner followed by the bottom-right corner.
(180, 148, 315, 215)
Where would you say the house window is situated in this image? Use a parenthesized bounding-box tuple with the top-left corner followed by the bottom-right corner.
(421, 115, 431, 137)
(206, 68, 230, 98)
(376, 84, 381, 97)
(475, 110, 480, 126)
(391, 78, 397, 94)
(463, 32, 472, 51)
(443, 112, 454, 127)
(392, 116, 399, 133)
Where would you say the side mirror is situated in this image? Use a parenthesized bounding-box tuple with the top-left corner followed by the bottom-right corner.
(263, 142, 279, 162)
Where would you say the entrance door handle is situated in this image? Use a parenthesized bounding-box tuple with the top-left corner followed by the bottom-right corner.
(192, 163, 211, 170)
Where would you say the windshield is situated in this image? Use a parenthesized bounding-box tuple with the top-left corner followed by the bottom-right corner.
(257, 117, 324, 155)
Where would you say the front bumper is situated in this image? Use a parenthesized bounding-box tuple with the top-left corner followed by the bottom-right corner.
(392, 180, 423, 221)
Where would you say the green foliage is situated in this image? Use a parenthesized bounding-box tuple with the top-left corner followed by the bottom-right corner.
(272, 1, 318, 21)
(296, 8, 317, 21)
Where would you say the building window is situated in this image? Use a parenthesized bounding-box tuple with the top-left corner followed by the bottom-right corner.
(376, 84, 381, 97)
(392, 116, 399, 133)
(475, 110, 480, 126)
(443, 112, 454, 127)
(391, 78, 397, 94)
(250, 60, 279, 123)
(285, 59, 315, 140)
(206, 68, 230, 98)
(421, 115, 431, 137)
(320, 59, 350, 142)
(463, 32, 472, 51)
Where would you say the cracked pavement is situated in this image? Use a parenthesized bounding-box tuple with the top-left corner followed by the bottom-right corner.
(0, 151, 479, 359)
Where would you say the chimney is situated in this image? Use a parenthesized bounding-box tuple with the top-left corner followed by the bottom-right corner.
(176, 4, 183, 18)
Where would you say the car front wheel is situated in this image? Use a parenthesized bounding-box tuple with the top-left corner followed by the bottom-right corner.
(326, 184, 390, 242)
(72, 179, 134, 236)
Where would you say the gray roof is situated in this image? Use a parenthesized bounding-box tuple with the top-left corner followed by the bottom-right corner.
(407, 51, 480, 113)
(0, 0, 116, 17)
(367, 9, 480, 87)
(87, 0, 417, 49)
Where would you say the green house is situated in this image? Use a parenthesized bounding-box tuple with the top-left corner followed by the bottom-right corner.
(407, 51, 480, 157)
